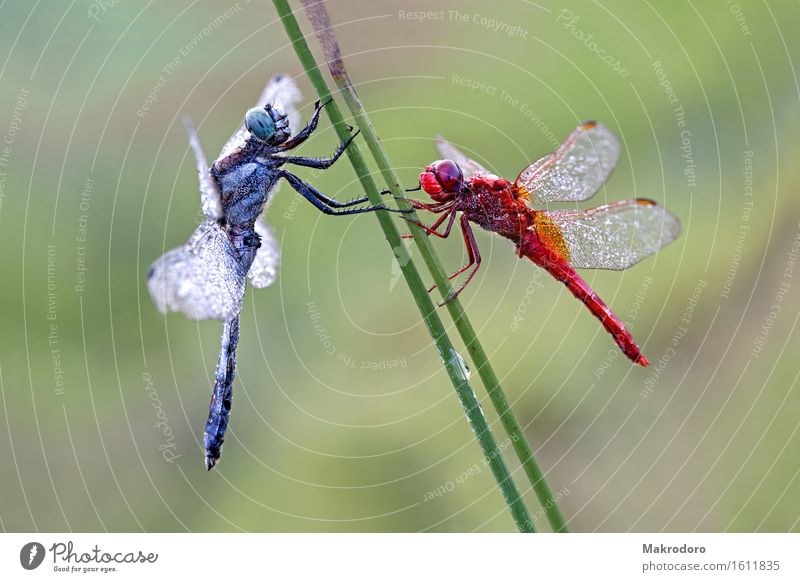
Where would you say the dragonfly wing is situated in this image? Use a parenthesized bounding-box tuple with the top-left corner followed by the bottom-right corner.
(148, 220, 246, 320)
(219, 74, 303, 160)
(260, 73, 302, 136)
(515, 121, 620, 204)
(183, 117, 223, 220)
(247, 214, 280, 288)
(435, 135, 490, 179)
(534, 199, 681, 270)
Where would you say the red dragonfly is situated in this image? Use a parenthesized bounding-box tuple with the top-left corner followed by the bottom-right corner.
(406, 121, 681, 366)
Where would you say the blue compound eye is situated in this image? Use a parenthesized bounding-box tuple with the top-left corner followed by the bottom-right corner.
(244, 107, 276, 141)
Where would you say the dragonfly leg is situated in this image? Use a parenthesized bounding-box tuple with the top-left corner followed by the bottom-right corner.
(379, 182, 423, 195)
(279, 170, 412, 215)
(277, 97, 332, 151)
(394, 197, 453, 213)
(277, 129, 359, 169)
(204, 316, 240, 470)
(435, 216, 482, 305)
(401, 208, 453, 240)
(405, 208, 457, 239)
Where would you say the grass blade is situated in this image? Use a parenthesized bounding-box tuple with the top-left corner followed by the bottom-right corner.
(298, 0, 568, 532)
(272, 0, 535, 532)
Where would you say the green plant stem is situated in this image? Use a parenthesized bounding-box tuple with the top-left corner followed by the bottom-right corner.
(273, 0, 535, 533)
(296, 0, 568, 532)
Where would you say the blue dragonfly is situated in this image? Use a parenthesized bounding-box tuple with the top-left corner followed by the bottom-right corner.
(148, 75, 404, 469)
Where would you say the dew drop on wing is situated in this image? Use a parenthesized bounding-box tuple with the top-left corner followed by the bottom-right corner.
(147, 219, 246, 321)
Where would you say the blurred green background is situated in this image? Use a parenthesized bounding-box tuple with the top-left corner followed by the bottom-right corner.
(1, 0, 799, 532)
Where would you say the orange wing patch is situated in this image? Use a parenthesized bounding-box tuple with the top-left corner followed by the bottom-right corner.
(512, 184, 530, 202)
(533, 212, 571, 263)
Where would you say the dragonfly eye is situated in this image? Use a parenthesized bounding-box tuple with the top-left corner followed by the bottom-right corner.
(432, 159, 463, 193)
(245, 107, 276, 142)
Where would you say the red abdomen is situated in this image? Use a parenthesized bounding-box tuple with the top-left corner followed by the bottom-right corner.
(517, 229, 649, 366)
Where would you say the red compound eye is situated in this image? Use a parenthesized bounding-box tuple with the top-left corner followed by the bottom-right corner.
(432, 159, 463, 192)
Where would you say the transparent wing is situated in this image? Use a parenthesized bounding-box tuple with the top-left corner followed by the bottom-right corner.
(183, 117, 223, 220)
(435, 135, 489, 179)
(247, 215, 280, 288)
(515, 121, 620, 204)
(148, 220, 246, 320)
(219, 74, 303, 160)
(534, 199, 681, 270)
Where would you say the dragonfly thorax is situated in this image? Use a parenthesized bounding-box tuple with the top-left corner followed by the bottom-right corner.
(214, 160, 279, 227)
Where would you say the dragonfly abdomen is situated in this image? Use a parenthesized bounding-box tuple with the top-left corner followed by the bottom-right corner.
(518, 230, 649, 366)
(204, 316, 240, 470)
